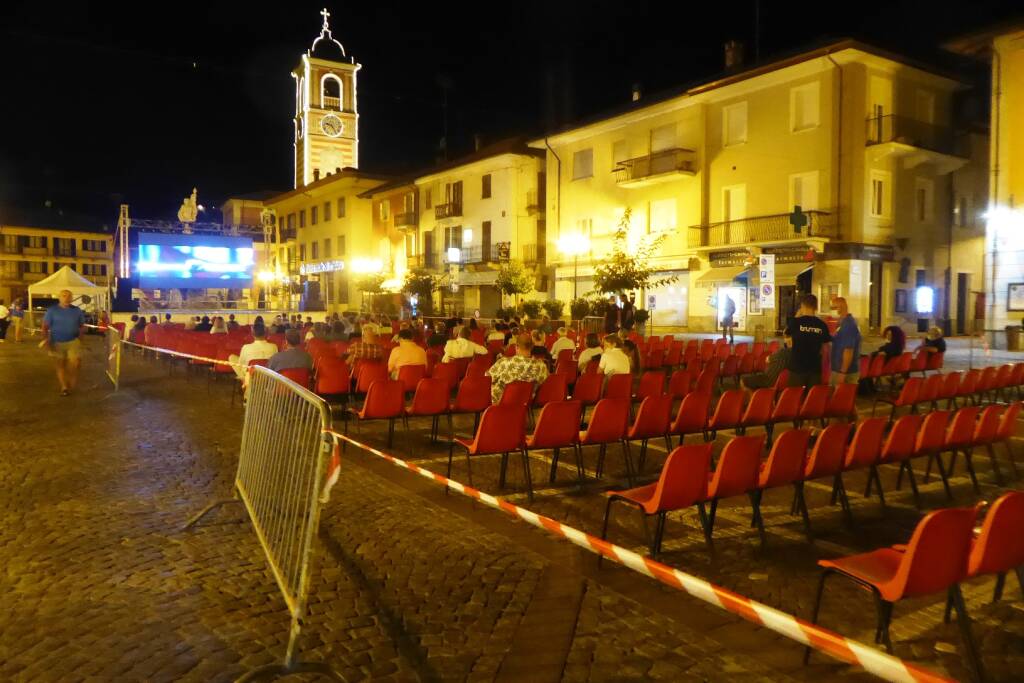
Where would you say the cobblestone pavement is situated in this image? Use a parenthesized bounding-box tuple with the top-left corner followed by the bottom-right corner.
(1, 336, 1022, 682)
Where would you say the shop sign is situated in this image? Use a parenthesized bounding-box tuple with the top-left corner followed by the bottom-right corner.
(299, 260, 345, 275)
(758, 254, 775, 309)
(496, 241, 511, 262)
(709, 250, 750, 267)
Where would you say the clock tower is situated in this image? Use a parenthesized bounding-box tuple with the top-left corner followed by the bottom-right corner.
(293, 8, 360, 188)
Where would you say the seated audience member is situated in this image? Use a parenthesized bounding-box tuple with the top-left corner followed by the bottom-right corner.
(921, 326, 946, 354)
(268, 329, 313, 372)
(598, 335, 631, 376)
(577, 333, 602, 370)
(741, 329, 793, 391)
(344, 327, 383, 363)
(144, 316, 159, 345)
(530, 329, 553, 365)
(230, 324, 278, 384)
(226, 314, 239, 331)
(549, 327, 575, 359)
(487, 323, 507, 343)
(485, 333, 550, 403)
(210, 316, 228, 334)
(161, 313, 175, 329)
(621, 339, 642, 375)
(426, 323, 448, 350)
(443, 326, 488, 362)
(388, 328, 428, 378)
(875, 325, 905, 360)
(194, 315, 213, 333)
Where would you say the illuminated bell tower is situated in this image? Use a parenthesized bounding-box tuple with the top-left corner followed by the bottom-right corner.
(293, 8, 360, 188)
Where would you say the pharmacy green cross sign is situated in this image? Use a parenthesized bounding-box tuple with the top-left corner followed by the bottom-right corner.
(790, 205, 808, 234)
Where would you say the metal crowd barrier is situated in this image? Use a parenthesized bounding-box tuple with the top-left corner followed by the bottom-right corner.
(185, 366, 344, 682)
(105, 326, 122, 391)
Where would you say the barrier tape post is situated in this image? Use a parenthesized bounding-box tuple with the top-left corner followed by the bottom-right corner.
(186, 366, 345, 682)
(327, 429, 954, 683)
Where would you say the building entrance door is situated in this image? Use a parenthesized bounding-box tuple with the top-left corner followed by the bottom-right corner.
(777, 285, 797, 333)
(869, 261, 883, 331)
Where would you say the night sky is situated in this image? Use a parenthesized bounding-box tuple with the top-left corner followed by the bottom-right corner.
(0, 0, 1019, 226)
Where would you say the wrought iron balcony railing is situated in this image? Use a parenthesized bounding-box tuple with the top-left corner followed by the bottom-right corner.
(394, 211, 418, 228)
(688, 210, 837, 248)
(614, 148, 697, 184)
(434, 202, 462, 219)
(521, 243, 547, 265)
(865, 115, 966, 157)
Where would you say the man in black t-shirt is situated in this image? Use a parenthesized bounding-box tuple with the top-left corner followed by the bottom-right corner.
(787, 294, 831, 387)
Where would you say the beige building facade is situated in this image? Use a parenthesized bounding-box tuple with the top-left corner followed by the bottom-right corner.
(0, 222, 113, 305)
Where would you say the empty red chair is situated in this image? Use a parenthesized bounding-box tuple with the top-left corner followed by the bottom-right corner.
(278, 367, 312, 389)
(958, 369, 981, 404)
(682, 344, 699, 370)
(315, 357, 351, 403)
(914, 373, 943, 411)
(800, 423, 854, 525)
(396, 363, 427, 394)
(925, 351, 944, 373)
(448, 404, 530, 497)
(354, 361, 388, 395)
(431, 362, 461, 393)
(498, 380, 535, 407)
(733, 342, 749, 357)
(806, 506, 982, 681)
(719, 355, 740, 388)
(664, 344, 682, 369)
(992, 401, 1022, 480)
(773, 368, 790, 391)
(695, 367, 718, 395)
(767, 386, 803, 441)
(910, 348, 928, 374)
(555, 348, 574, 366)
(961, 491, 1024, 603)
(624, 394, 674, 478)
(572, 373, 602, 407)
(600, 443, 713, 558)
(667, 369, 693, 401)
(706, 389, 745, 439)
(993, 364, 1014, 403)
(669, 391, 711, 446)
(907, 410, 953, 501)
(645, 349, 665, 369)
(823, 383, 857, 423)
(939, 371, 962, 409)
(796, 385, 831, 427)
(634, 371, 666, 403)
(554, 359, 577, 383)
(699, 339, 715, 364)
(405, 377, 450, 443)
(533, 373, 569, 408)
(580, 398, 631, 480)
(834, 418, 887, 516)
(604, 373, 633, 400)
(756, 428, 812, 540)
(970, 405, 1006, 486)
(345, 378, 405, 447)
(872, 377, 922, 420)
(975, 366, 998, 404)
(466, 354, 492, 378)
(1009, 364, 1024, 399)
(526, 400, 584, 485)
(737, 353, 755, 376)
(866, 414, 922, 507)
(697, 434, 766, 545)
(934, 406, 982, 494)
(448, 375, 492, 437)
(738, 388, 774, 435)
(766, 340, 780, 354)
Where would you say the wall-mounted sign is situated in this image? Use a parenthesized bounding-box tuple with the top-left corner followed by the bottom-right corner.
(496, 241, 511, 262)
(299, 260, 345, 275)
(758, 254, 775, 309)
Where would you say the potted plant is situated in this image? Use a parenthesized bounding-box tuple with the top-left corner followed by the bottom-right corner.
(541, 298, 565, 322)
(521, 300, 542, 319)
(570, 298, 590, 321)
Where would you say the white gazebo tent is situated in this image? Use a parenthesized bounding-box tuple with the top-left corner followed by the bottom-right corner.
(27, 266, 107, 317)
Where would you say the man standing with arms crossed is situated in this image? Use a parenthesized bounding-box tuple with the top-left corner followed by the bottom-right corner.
(829, 297, 861, 385)
(41, 289, 86, 396)
(786, 294, 831, 387)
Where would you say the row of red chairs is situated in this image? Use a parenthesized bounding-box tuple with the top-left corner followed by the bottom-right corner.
(602, 401, 1022, 559)
(806, 492, 1024, 682)
(874, 363, 1024, 420)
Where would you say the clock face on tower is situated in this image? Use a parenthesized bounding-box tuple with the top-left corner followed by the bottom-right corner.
(320, 114, 343, 137)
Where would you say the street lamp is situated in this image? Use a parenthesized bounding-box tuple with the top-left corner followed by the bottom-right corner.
(558, 233, 591, 300)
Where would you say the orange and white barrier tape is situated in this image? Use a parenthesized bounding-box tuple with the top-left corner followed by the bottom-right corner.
(119, 339, 244, 368)
(327, 429, 952, 683)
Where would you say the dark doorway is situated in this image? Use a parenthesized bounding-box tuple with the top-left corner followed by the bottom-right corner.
(777, 285, 797, 333)
(796, 267, 813, 298)
(869, 261, 883, 331)
(956, 273, 968, 335)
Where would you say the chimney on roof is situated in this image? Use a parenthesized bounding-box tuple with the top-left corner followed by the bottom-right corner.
(631, 83, 642, 102)
(724, 40, 745, 70)
(474, 133, 482, 152)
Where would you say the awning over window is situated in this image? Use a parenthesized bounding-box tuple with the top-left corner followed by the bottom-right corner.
(770, 262, 815, 281)
(696, 266, 749, 286)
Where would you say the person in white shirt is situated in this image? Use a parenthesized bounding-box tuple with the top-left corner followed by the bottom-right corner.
(576, 332, 602, 370)
(229, 324, 278, 384)
(598, 334, 631, 376)
(443, 326, 488, 362)
(487, 323, 508, 344)
(210, 316, 228, 334)
(549, 327, 575, 360)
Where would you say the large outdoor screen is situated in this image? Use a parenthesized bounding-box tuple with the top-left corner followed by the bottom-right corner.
(137, 233, 254, 289)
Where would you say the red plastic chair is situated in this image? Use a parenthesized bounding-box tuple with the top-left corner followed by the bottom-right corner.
(667, 369, 693, 401)
(806, 506, 982, 682)
(706, 389, 744, 439)
(914, 373, 943, 411)
(969, 405, 1006, 486)
(992, 401, 1022, 480)
(909, 348, 928, 374)
(865, 414, 922, 507)
(466, 354, 492, 378)
(957, 369, 981, 404)
(572, 373, 603, 407)
(696, 434, 766, 545)
(719, 355, 740, 388)
(872, 377, 922, 420)
(975, 366, 998, 404)
(938, 372, 962, 409)
(448, 375, 492, 437)
(396, 363, 427, 394)
(533, 373, 569, 408)
(634, 370, 666, 403)
(601, 443, 714, 558)
(767, 386, 803, 441)
(624, 394, 674, 478)
(604, 373, 633, 401)
(449, 356, 472, 379)
(431, 362, 461, 393)
(354, 361, 388, 395)
(669, 391, 711, 446)
(498, 380, 535, 407)
(664, 344, 682, 369)
(925, 351, 944, 373)
(796, 384, 831, 428)
(314, 357, 351, 404)
(993, 365, 1015, 403)
(823, 383, 857, 423)
(405, 377, 450, 443)
(800, 423, 854, 525)
(526, 400, 584, 485)
(738, 388, 774, 435)
(449, 404, 531, 498)
(278, 367, 312, 389)
(833, 418, 887, 517)
(580, 398, 631, 481)
(961, 491, 1024, 603)
(933, 406, 982, 494)
(346, 379, 405, 447)
(911, 410, 953, 500)
(757, 428, 812, 540)
(695, 367, 718, 395)
(555, 348, 574, 366)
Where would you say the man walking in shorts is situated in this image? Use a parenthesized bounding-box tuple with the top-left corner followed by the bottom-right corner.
(42, 289, 86, 396)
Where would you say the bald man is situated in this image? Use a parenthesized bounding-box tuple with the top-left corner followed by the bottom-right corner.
(42, 289, 86, 396)
(829, 296, 861, 385)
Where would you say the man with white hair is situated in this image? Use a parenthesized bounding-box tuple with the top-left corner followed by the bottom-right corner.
(549, 327, 575, 358)
(41, 289, 86, 396)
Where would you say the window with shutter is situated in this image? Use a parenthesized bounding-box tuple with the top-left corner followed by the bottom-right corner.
(723, 102, 748, 147)
(572, 149, 593, 179)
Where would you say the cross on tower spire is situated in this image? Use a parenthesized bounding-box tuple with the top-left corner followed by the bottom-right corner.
(320, 7, 330, 31)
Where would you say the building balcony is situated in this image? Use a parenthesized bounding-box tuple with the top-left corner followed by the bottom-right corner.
(614, 148, 698, 188)
(22, 247, 48, 256)
(394, 211, 418, 228)
(434, 202, 462, 219)
(406, 253, 438, 270)
(21, 271, 47, 282)
(521, 243, 546, 266)
(0, 245, 21, 255)
(321, 96, 341, 111)
(865, 115, 968, 174)
(688, 210, 838, 248)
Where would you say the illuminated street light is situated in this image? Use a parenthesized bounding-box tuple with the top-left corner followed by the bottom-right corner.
(558, 233, 591, 299)
(257, 270, 276, 283)
(351, 258, 384, 273)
